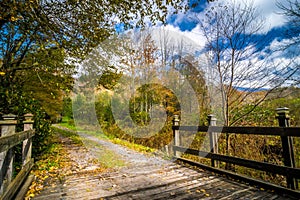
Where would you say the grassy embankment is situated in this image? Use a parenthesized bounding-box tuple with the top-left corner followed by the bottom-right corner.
(59, 116, 155, 154)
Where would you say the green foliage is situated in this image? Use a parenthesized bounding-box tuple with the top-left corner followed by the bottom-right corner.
(7, 96, 52, 157)
(232, 88, 300, 126)
(232, 104, 277, 126)
(62, 97, 73, 120)
(31, 107, 52, 156)
(98, 68, 123, 90)
(51, 126, 83, 145)
(1, 0, 187, 163)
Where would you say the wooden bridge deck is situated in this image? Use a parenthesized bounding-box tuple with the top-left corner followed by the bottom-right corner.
(32, 162, 295, 200)
(29, 128, 297, 200)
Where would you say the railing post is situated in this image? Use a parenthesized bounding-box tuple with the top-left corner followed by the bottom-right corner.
(22, 113, 34, 167)
(276, 107, 296, 189)
(0, 114, 17, 195)
(208, 114, 218, 167)
(173, 115, 181, 157)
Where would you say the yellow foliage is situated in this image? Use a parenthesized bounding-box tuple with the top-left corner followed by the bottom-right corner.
(10, 16, 17, 21)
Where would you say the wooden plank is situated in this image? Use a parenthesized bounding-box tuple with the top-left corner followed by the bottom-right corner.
(14, 175, 35, 200)
(173, 146, 300, 178)
(0, 159, 34, 200)
(176, 157, 300, 199)
(173, 126, 208, 132)
(0, 122, 18, 125)
(0, 149, 14, 188)
(173, 126, 300, 137)
(220, 127, 300, 137)
(0, 130, 35, 153)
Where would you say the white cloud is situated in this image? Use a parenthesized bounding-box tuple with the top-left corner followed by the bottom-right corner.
(230, 0, 287, 32)
(180, 25, 206, 47)
(253, 0, 287, 31)
(191, 0, 287, 34)
(151, 25, 205, 53)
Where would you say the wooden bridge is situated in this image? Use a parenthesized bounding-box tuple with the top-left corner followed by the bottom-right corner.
(0, 108, 300, 199)
(25, 161, 298, 199)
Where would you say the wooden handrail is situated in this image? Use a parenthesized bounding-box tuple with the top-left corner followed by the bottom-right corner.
(173, 146, 300, 178)
(0, 130, 35, 153)
(173, 125, 300, 137)
(172, 108, 299, 191)
(0, 114, 35, 200)
(0, 160, 34, 200)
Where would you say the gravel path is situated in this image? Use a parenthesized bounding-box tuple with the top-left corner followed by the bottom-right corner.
(77, 131, 169, 167)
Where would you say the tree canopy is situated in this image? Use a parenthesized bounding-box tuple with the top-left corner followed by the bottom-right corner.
(0, 0, 186, 115)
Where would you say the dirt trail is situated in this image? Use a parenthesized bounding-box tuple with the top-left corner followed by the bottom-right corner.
(77, 131, 169, 166)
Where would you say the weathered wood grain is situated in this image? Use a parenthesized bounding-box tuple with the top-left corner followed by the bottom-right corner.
(174, 126, 300, 137)
(0, 130, 35, 153)
(173, 145, 300, 178)
(32, 162, 297, 200)
(0, 159, 34, 200)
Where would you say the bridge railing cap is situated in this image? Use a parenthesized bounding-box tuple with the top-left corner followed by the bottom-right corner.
(276, 107, 289, 115)
(2, 114, 17, 121)
(24, 113, 34, 121)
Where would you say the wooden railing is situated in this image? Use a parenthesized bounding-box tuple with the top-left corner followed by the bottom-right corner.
(172, 107, 300, 193)
(0, 114, 35, 200)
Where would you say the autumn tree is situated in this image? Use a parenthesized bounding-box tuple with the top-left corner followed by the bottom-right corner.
(0, 0, 189, 117)
(277, 0, 300, 87)
(277, 0, 300, 47)
(193, 0, 300, 172)
(198, 0, 297, 126)
(0, 0, 188, 156)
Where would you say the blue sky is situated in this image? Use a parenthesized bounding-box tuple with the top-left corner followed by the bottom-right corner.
(167, 0, 207, 31)
(161, 0, 299, 88)
(167, 0, 292, 48)
(114, 0, 298, 88)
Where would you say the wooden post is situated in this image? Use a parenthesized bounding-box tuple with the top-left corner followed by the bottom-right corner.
(276, 107, 296, 189)
(208, 114, 218, 167)
(22, 114, 34, 167)
(173, 115, 181, 157)
(0, 114, 17, 195)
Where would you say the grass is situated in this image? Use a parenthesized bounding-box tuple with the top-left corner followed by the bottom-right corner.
(59, 116, 77, 131)
(79, 137, 126, 168)
(51, 126, 83, 145)
(52, 124, 127, 168)
(58, 117, 156, 154)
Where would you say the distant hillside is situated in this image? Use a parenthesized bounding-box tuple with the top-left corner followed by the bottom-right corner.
(267, 86, 300, 100)
(234, 86, 269, 92)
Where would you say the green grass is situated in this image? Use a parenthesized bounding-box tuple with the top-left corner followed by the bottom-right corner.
(59, 116, 77, 131)
(51, 126, 83, 145)
(111, 138, 154, 153)
(51, 125, 127, 169)
(80, 139, 126, 168)
(58, 118, 156, 154)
